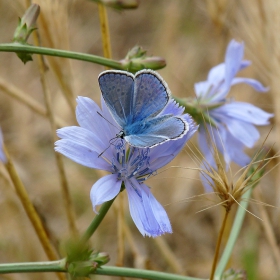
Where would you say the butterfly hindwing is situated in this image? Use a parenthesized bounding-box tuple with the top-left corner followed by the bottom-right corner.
(125, 115, 188, 147)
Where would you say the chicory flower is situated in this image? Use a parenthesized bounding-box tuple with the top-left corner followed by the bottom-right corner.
(195, 39, 273, 168)
(55, 96, 197, 237)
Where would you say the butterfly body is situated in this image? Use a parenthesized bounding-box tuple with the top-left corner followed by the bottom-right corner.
(98, 69, 188, 148)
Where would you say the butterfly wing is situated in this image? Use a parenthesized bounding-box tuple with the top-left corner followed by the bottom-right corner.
(98, 71, 134, 128)
(125, 115, 189, 148)
(132, 70, 170, 123)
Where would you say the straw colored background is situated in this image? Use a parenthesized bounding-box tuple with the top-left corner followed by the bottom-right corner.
(0, 1, 278, 279)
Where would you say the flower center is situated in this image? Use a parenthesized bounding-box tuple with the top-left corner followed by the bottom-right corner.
(111, 139, 153, 182)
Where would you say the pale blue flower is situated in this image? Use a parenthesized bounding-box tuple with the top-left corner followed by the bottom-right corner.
(55, 96, 197, 237)
(195, 40, 273, 168)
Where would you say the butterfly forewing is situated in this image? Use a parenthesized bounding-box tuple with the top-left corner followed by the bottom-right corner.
(132, 70, 169, 123)
(99, 71, 134, 127)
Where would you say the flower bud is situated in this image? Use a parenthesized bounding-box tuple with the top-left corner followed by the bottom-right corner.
(13, 4, 40, 64)
(91, 252, 110, 265)
(13, 4, 40, 44)
(119, 46, 166, 73)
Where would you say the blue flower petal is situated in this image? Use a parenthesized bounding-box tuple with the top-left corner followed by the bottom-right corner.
(231, 77, 269, 92)
(220, 102, 273, 125)
(55, 126, 111, 170)
(144, 184, 172, 234)
(225, 40, 244, 89)
(77, 96, 120, 146)
(210, 111, 260, 148)
(57, 126, 105, 152)
(160, 99, 184, 116)
(198, 127, 215, 167)
(214, 125, 251, 167)
(90, 174, 121, 212)
(125, 178, 171, 237)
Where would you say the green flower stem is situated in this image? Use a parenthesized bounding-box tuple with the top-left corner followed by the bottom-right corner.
(172, 96, 216, 127)
(81, 197, 116, 243)
(95, 266, 206, 280)
(0, 43, 123, 69)
(214, 188, 253, 279)
(0, 259, 66, 274)
(0, 261, 207, 280)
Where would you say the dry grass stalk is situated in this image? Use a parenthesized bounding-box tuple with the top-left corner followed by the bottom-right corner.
(0, 76, 67, 128)
(31, 25, 78, 237)
(35, 0, 76, 112)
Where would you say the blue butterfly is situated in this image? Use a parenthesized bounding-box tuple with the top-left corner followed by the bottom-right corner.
(98, 69, 189, 148)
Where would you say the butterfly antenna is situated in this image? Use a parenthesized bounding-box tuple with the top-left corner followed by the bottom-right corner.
(97, 111, 120, 129)
(98, 137, 119, 158)
(98, 145, 111, 158)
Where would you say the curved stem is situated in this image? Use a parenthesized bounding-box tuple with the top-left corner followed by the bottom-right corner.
(81, 197, 116, 243)
(0, 43, 123, 69)
(214, 188, 253, 279)
(209, 209, 229, 280)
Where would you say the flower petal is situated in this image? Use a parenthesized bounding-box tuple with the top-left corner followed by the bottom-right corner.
(225, 40, 244, 89)
(125, 178, 171, 237)
(224, 117, 259, 148)
(55, 126, 111, 170)
(220, 102, 273, 125)
(90, 174, 121, 212)
(77, 96, 119, 144)
(160, 99, 184, 116)
(215, 125, 251, 167)
(198, 126, 215, 167)
(144, 184, 172, 234)
(231, 77, 269, 92)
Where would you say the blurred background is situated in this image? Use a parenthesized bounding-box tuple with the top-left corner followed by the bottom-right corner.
(0, 0, 278, 279)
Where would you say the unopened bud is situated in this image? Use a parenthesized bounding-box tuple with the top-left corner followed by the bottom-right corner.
(13, 4, 40, 64)
(119, 46, 166, 73)
(13, 4, 40, 43)
(92, 252, 110, 265)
